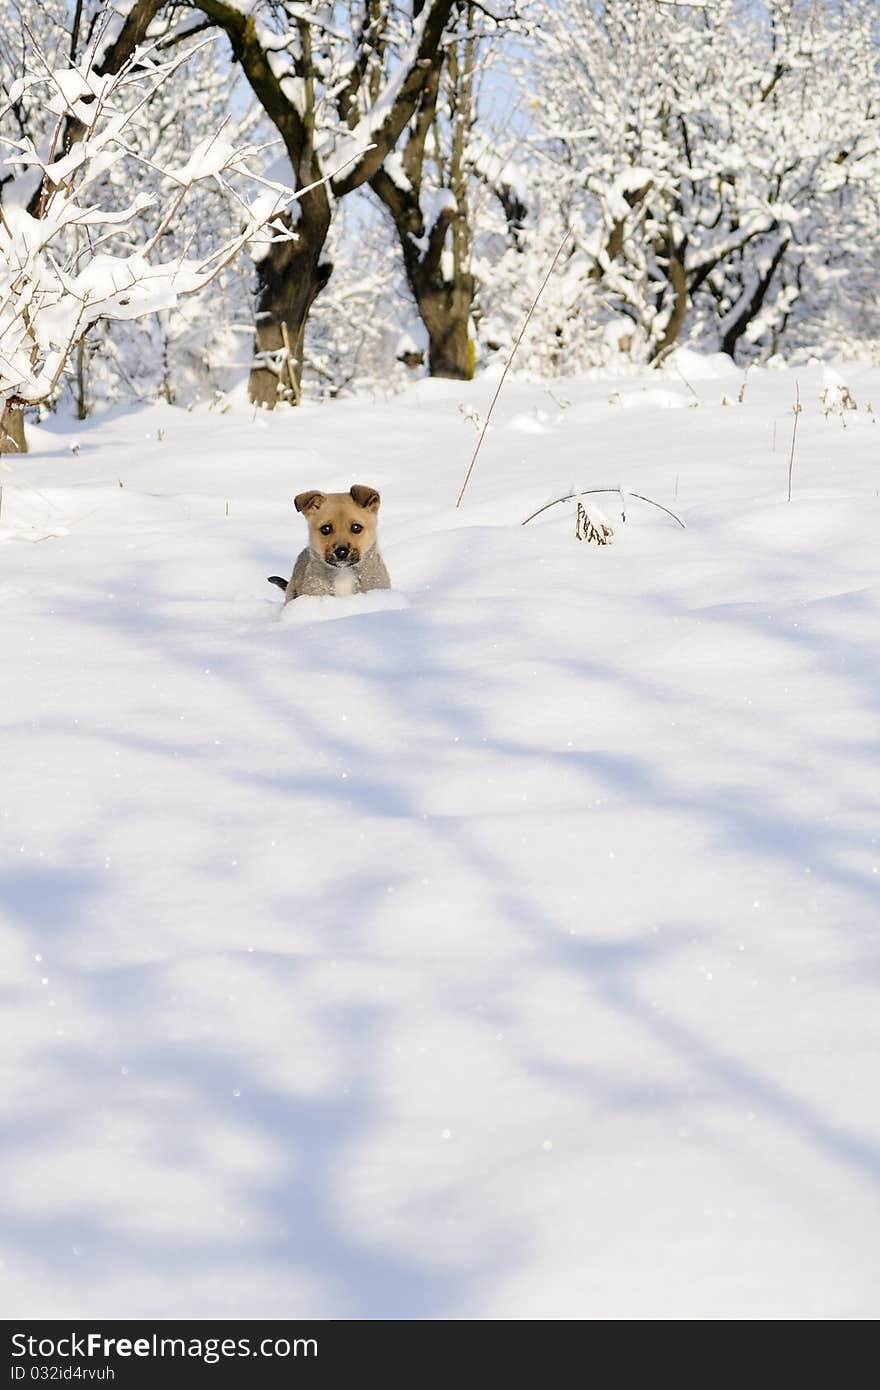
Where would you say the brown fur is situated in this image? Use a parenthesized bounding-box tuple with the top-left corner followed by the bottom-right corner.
(294, 485, 381, 568)
(269, 484, 390, 602)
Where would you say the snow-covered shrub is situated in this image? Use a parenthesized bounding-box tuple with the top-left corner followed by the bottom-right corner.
(517, 0, 880, 367)
(0, 26, 302, 440)
(75, 19, 261, 411)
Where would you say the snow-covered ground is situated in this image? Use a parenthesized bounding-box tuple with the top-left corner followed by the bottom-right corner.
(2, 355, 879, 1319)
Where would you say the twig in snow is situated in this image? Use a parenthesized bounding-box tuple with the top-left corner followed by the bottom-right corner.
(669, 356, 700, 404)
(455, 228, 573, 508)
(522, 488, 686, 529)
(787, 381, 802, 502)
(575, 500, 614, 545)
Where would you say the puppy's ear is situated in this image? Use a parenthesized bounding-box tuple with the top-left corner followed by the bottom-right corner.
(294, 490, 325, 514)
(350, 484, 380, 511)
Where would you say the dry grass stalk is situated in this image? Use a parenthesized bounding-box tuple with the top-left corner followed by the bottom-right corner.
(455, 228, 573, 508)
(787, 381, 802, 502)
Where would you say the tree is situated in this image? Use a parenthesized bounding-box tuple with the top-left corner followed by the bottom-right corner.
(0, 20, 314, 449)
(0, 0, 168, 447)
(176, 0, 458, 406)
(71, 13, 260, 413)
(527, 0, 880, 364)
(367, 2, 481, 379)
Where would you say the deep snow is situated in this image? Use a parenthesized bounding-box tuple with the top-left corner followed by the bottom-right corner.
(1, 356, 879, 1319)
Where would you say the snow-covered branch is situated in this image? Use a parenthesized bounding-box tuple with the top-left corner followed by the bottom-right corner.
(0, 34, 340, 413)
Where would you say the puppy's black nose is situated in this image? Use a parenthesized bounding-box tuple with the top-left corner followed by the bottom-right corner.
(334, 545, 350, 560)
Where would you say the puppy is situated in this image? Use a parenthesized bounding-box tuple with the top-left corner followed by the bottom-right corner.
(268, 484, 391, 603)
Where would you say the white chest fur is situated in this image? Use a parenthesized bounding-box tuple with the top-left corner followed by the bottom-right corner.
(332, 569, 357, 597)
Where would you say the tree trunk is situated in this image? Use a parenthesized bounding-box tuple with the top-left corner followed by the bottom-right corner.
(415, 277, 475, 379)
(249, 211, 332, 408)
(652, 247, 689, 362)
(369, 171, 476, 381)
(0, 401, 27, 454)
(721, 237, 790, 360)
(75, 336, 88, 420)
(367, 18, 477, 384)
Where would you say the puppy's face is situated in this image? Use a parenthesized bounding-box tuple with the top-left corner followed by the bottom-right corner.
(294, 485, 381, 568)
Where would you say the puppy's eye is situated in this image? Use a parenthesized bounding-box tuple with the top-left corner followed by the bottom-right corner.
(319, 523, 333, 536)
(350, 523, 363, 534)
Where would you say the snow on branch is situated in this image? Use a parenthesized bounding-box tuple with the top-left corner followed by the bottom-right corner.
(0, 32, 360, 411)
